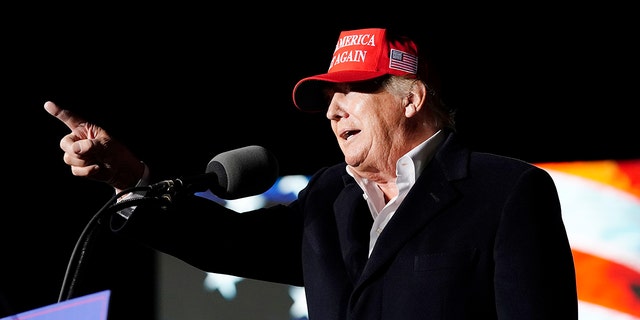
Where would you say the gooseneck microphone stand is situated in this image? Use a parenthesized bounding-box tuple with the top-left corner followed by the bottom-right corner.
(57, 185, 172, 302)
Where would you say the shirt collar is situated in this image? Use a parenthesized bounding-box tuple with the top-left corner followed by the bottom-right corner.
(347, 129, 445, 186)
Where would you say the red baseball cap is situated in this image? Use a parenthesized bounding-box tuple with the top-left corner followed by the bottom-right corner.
(292, 28, 420, 111)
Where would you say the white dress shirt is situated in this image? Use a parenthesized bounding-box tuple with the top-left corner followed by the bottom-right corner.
(346, 130, 445, 257)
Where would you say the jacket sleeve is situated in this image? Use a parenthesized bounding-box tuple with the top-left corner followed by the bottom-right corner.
(110, 192, 305, 286)
(493, 166, 578, 319)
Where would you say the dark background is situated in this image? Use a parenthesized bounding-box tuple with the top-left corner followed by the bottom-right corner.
(2, 4, 637, 320)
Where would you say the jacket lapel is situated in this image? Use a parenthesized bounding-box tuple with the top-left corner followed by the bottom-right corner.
(334, 177, 373, 284)
(357, 131, 469, 287)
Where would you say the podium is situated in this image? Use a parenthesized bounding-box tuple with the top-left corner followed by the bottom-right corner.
(0, 290, 110, 320)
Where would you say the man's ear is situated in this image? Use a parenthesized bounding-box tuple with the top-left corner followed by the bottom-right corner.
(404, 80, 427, 117)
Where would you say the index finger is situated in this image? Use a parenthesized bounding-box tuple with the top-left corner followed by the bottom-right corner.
(44, 101, 87, 131)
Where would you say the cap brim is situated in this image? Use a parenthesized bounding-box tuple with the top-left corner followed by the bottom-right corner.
(293, 70, 388, 111)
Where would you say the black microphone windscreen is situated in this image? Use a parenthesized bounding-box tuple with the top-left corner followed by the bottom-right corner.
(206, 145, 279, 199)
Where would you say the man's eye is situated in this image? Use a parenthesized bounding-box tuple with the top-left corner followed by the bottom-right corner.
(347, 76, 388, 93)
(348, 81, 380, 93)
(322, 87, 336, 105)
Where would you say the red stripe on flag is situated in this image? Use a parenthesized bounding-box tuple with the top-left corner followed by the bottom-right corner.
(573, 249, 640, 317)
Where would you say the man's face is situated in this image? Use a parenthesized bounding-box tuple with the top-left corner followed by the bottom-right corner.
(324, 79, 407, 172)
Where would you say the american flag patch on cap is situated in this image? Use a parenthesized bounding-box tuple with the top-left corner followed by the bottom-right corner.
(389, 49, 418, 74)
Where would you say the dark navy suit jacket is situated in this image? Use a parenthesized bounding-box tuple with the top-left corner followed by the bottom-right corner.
(118, 130, 578, 319)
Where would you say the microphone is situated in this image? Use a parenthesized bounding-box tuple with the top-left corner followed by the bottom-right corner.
(150, 145, 279, 200)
